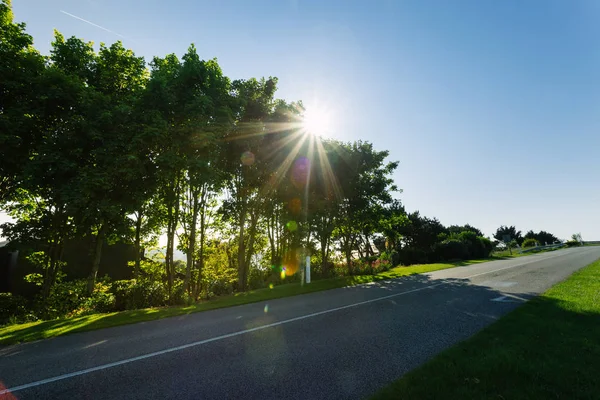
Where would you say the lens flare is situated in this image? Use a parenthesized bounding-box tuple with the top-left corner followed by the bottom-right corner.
(241, 151, 255, 166)
(288, 198, 302, 214)
(291, 156, 310, 188)
(286, 220, 298, 232)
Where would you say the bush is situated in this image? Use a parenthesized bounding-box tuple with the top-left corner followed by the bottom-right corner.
(207, 279, 235, 297)
(41, 279, 117, 318)
(565, 240, 581, 248)
(40, 280, 88, 319)
(522, 238, 538, 248)
(110, 279, 168, 311)
(478, 237, 494, 258)
(379, 250, 398, 266)
(0, 293, 35, 325)
(435, 240, 469, 261)
(71, 282, 116, 317)
(397, 247, 429, 265)
(248, 267, 269, 290)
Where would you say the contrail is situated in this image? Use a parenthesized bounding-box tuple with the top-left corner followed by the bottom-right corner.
(60, 10, 128, 40)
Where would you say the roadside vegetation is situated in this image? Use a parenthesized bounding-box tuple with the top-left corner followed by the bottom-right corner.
(372, 258, 600, 400)
(0, 0, 582, 336)
(0, 259, 489, 345)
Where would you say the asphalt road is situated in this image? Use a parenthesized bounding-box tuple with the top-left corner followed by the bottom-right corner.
(1, 246, 599, 400)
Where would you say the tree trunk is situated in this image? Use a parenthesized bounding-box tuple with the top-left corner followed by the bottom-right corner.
(87, 222, 106, 295)
(165, 207, 174, 300)
(244, 209, 259, 271)
(165, 178, 181, 302)
(184, 195, 198, 295)
(134, 210, 142, 278)
(365, 235, 372, 258)
(195, 189, 208, 300)
(344, 233, 353, 275)
(345, 249, 352, 276)
(42, 241, 57, 299)
(237, 195, 248, 291)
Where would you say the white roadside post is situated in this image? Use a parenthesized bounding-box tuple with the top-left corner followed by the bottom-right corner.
(305, 256, 311, 284)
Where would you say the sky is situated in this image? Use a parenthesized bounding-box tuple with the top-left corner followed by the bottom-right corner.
(4, 0, 600, 241)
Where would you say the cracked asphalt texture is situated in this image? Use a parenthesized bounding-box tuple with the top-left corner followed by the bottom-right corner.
(1, 246, 599, 400)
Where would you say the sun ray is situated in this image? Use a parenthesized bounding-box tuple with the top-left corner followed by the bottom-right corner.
(260, 132, 310, 195)
(315, 138, 343, 201)
(223, 121, 302, 142)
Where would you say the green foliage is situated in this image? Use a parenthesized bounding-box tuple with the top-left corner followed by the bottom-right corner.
(522, 238, 539, 248)
(434, 239, 468, 261)
(524, 230, 559, 245)
(0, 293, 34, 325)
(23, 273, 43, 286)
(397, 247, 429, 266)
(494, 225, 524, 245)
(110, 279, 168, 310)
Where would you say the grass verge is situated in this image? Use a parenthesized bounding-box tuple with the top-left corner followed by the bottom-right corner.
(372, 258, 600, 400)
(0, 258, 489, 346)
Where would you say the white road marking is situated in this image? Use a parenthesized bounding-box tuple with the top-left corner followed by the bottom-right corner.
(491, 296, 518, 303)
(491, 293, 527, 303)
(480, 281, 517, 288)
(0, 258, 565, 395)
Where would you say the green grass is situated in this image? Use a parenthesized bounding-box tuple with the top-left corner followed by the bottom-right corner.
(372, 258, 600, 400)
(0, 259, 489, 346)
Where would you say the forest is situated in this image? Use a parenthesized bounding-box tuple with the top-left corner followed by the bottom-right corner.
(0, 1, 562, 324)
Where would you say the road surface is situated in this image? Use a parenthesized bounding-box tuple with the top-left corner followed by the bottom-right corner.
(1, 246, 599, 399)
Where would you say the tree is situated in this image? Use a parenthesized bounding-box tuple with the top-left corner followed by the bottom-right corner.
(399, 212, 447, 252)
(494, 225, 523, 245)
(0, 0, 45, 203)
(221, 77, 280, 290)
(177, 50, 232, 296)
(1, 29, 96, 298)
(378, 200, 408, 252)
(63, 39, 149, 294)
(333, 141, 398, 273)
(144, 52, 189, 300)
(524, 230, 559, 245)
(448, 224, 483, 237)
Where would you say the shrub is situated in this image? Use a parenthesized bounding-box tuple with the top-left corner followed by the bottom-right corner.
(371, 258, 392, 273)
(0, 293, 35, 325)
(248, 267, 269, 290)
(71, 282, 116, 317)
(565, 240, 581, 248)
(379, 250, 399, 266)
(397, 247, 429, 265)
(478, 237, 494, 258)
(40, 279, 88, 319)
(207, 279, 235, 298)
(39, 279, 117, 319)
(435, 240, 468, 261)
(522, 238, 539, 248)
(110, 279, 168, 311)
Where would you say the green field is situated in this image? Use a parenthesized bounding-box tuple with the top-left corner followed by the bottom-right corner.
(0, 259, 489, 346)
(372, 258, 600, 400)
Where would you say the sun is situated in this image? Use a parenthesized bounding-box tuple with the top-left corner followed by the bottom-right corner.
(302, 106, 333, 136)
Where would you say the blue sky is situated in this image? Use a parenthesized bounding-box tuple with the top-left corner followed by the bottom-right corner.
(8, 0, 600, 240)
